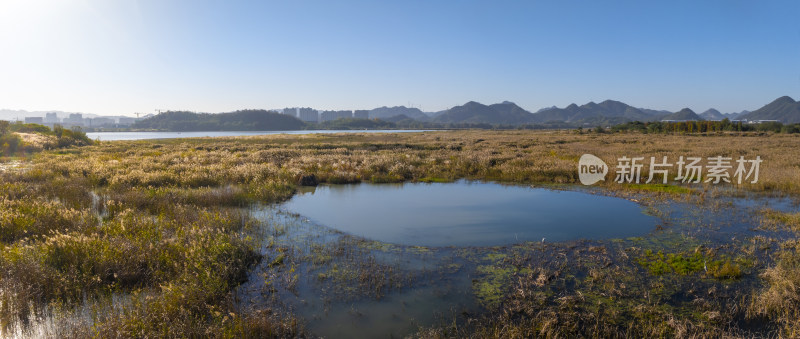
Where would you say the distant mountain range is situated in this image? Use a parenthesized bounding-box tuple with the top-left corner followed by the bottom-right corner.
(527, 100, 658, 123)
(8, 96, 800, 130)
(128, 96, 800, 131)
(738, 96, 800, 123)
(427, 99, 670, 125)
(399, 96, 798, 125)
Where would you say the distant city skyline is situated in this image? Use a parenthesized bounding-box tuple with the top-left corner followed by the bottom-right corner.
(1, 1, 798, 115)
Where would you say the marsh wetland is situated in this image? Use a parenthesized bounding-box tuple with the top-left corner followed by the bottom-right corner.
(2, 130, 800, 338)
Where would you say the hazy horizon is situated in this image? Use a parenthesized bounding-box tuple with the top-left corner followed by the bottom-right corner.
(1, 1, 798, 116)
(0, 98, 767, 119)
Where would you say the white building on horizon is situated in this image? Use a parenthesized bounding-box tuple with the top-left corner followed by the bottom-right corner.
(298, 108, 319, 122)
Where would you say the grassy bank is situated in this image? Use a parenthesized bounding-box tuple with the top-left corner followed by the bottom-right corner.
(1, 130, 800, 337)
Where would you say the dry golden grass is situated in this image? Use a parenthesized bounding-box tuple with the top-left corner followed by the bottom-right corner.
(21, 130, 800, 196)
(2, 129, 800, 338)
(14, 133, 55, 150)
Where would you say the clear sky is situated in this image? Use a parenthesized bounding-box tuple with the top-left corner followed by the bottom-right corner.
(1, 0, 798, 115)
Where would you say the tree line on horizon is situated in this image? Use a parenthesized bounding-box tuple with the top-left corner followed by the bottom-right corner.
(603, 119, 800, 134)
(127, 108, 800, 134)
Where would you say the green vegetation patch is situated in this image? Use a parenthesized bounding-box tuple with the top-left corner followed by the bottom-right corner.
(418, 176, 452, 183)
(638, 249, 743, 280)
(626, 183, 693, 194)
(473, 264, 517, 310)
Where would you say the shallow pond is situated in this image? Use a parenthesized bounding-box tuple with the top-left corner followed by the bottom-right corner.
(234, 184, 794, 339)
(282, 181, 658, 247)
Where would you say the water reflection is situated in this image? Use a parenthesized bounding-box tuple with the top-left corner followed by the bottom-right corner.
(283, 181, 657, 246)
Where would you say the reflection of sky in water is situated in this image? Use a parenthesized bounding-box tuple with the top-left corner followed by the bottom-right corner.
(283, 181, 656, 247)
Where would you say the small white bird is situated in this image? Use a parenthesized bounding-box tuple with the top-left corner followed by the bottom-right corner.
(541, 237, 546, 243)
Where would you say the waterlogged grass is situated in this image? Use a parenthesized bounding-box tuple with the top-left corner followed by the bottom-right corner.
(626, 183, 693, 194)
(0, 204, 279, 337)
(748, 240, 800, 337)
(760, 208, 800, 232)
(1, 130, 800, 337)
(255, 217, 417, 303)
(0, 171, 300, 336)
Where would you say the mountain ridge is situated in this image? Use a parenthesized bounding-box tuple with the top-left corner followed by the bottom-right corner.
(661, 108, 702, 121)
(368, 106, 430, 121)
(738, 96, 800, 123)
(432, 101, 537, 124)
(133, 110, 305, 131)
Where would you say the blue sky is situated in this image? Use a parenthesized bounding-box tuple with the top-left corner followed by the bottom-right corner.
(1, 0, 798, 115)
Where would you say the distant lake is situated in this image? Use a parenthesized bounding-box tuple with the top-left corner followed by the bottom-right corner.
(86, 130, 433, 141)
(282, 181, 656, 247)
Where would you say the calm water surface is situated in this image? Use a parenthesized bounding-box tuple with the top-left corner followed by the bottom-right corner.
(282, 181, 657, 247)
